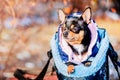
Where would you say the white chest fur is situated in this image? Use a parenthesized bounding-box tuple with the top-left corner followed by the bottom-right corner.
(72, 44, 84, 55)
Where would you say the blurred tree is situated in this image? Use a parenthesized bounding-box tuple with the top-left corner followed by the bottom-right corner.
(62, 0, 91, 14)
(112, 0, 120, 15)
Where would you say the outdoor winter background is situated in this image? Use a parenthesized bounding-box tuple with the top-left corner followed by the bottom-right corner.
(0, 0, 120, 80)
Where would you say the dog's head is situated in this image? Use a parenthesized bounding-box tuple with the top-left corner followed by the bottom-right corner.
(58, 7, 91, 47)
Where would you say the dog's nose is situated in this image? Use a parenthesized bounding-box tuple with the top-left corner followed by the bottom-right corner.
(63, 31, 68, 37)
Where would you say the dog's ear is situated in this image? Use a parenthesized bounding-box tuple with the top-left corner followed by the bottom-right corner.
(82, 7, 92, 24)
(58, 9, 66, 24)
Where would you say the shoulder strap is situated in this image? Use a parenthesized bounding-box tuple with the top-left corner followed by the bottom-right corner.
(14, 50, 52, 80)
(35, 50, 52, 80)
(108, 43, 120, 79)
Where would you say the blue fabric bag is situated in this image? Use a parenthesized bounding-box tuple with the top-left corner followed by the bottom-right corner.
(50, 28, 120, 80)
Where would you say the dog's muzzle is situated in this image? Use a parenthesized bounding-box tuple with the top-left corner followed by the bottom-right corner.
(63, 30, 69, 38)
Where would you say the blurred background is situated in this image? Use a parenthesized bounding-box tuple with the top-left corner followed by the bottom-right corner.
(0, 0, 120, 80)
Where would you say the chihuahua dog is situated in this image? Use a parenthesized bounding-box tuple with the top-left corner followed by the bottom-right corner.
(58, 7, 92, 74)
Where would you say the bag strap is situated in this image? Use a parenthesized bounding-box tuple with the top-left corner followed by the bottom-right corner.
(14, 50, 52, 80)
(108, 43, 120, 79)
(14, 69, 30, 80)
(35, 50, 52, 80)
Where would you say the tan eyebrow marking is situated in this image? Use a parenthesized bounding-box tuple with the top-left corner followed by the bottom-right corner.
(70, 24, 74, 29)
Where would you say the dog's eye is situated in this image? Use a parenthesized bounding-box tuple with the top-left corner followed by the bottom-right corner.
(62, 27, 66, 31)
(62, 26, 69, 32)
